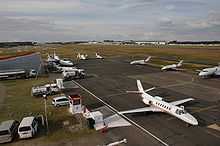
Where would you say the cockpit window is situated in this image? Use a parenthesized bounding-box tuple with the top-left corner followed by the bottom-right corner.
(175, 109, 186, 115)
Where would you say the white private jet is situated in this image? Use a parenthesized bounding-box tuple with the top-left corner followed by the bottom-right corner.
(161, 60, 183, 71)
(47, 54, 56, 63)
(47, 52, 73, 66)
(130, 56, 151, 65)
(53, 52, 60, 62)
(96, 53, 104, 59)
(77, 53, 88, 60)
(59, 59, 74, 66)
(198, 65, 220, 78)
(119, 80, 198, 126)
(56, 66, 76, 71)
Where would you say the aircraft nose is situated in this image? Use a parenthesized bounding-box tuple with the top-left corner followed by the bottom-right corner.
(187, 114, 198, 125)
(198, 71, 207, 77)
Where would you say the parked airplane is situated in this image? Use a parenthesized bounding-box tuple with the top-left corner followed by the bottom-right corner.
(47, 52, 73, 66)
(198, 65, 220, 78)
(47, 54, 57, 63)
(161, 60, 183, 71)
(96, 53, 104, 59)
(53, 52, 60, 62)
(130, 56, 151, 65)
(56, 66, 77, 72)
(77, 53, 88, 60)
(119, 80, 198, 125)
(59, 59, 74, 66)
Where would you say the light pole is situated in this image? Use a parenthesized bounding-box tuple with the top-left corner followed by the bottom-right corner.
(43, 94, 49, 135)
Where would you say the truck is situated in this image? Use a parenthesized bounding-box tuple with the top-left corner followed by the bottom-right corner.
(31, 83, 60, 97)
(0, 69, 37, 80)
(62, 68, 85, 81)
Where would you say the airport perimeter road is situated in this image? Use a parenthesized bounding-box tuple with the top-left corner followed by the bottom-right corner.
(76, 57, 220, 146)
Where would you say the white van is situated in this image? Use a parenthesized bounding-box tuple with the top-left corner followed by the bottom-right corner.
(0, 120, 19, 143)
(52, 96, 69, 107)
(18, 117, 38, 139)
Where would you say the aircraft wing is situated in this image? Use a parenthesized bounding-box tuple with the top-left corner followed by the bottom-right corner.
(119, 106, 162, 114)
(170, 98, 194, 106)
(173, 68, 185, 71)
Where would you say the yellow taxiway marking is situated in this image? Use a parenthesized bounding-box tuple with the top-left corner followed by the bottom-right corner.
(206, 124, 220, 139)
(207, 124, 220, 132)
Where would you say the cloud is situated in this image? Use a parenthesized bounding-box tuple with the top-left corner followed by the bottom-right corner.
(0, 0, 82, 12)
(0, 0, 220, 41)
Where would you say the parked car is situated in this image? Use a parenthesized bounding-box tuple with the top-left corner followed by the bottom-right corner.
(0, 120, 19, 144)
(18, 116, 38, 139)
(52, 96, 69, 107)
(62, 68, 85, 81)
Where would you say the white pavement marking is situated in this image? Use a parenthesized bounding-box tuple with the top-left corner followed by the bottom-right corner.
(72, 80, 169, 146)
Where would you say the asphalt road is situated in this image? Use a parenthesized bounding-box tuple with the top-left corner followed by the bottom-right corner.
(76, 57, 220, 146)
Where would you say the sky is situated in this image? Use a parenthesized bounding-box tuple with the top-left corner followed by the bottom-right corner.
(0, 0, 220, 42)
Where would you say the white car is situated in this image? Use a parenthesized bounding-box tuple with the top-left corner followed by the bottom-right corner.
(18, 116, 38, 139)
(52, 96, 69, 107)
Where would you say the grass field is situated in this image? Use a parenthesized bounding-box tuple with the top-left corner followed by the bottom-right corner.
(1, 44, 219, 63)
(0, 77, 93, 145)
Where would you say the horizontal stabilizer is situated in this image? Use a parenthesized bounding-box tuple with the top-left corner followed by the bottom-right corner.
(144, 87, 156, 93)
(126, 91, 142, 94)
(173, 68, 185, 71)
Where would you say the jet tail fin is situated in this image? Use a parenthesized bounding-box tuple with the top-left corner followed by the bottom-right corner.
(177, 60, 183, 67)
(144, 56, 151, 62)
(126, 80, 155, 94)
(137, 80, 144, 93)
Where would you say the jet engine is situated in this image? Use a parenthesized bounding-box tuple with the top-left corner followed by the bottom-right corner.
(180, 105, 185, 110)
(155, 96, 163, 101)
(142, 98, 152, 105)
